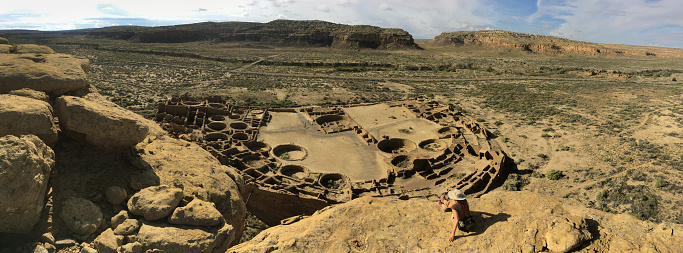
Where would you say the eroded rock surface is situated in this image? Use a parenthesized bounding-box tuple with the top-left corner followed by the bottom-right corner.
(127, 185, 183, 221)
(0, 94, 58, 146)
(168, 199, 223, 227)
(55, 95, 149, 149)
(59, 197, 103, 235)
(0, 53, 89, 95)
(137, 220, 234, 253)
(0, 135, 54, 233)
(230, 191, 683, 252)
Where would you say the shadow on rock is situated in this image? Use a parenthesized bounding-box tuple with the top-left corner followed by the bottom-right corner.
(459, 211, 511, 238)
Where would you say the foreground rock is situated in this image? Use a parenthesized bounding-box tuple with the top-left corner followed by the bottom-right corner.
(55, 96, 149, 149)
(230, 191, 683, 252)
(128, 136, 246, 246)
(0, 135, 54, 233)
(127, 185, 183, 221)
(0, 94, 58, 146)
(0, 52, 89, 95)
(137, 220, 234, 253)
(168, 199, 223, 227)
(59, 197, 104, 235)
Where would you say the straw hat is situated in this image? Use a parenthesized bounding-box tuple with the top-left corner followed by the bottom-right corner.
(448, 189, 466, 201)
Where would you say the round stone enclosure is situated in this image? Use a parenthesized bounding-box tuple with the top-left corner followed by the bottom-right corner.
(391, 155, 411, 168)
(230, 122, 249, 130)
(232, 133, 249, 141)
(319, 173, 349, 189)
(272, 144, 307, 161)
(242, 154, 268, 168)
(228, 114, 242, 120)
(279, 165, 309, 179)
(419, 139, 448, 152)
(209, 115, 226, 122)
(205, 132, 229, 141)
(377, 138, 417, 153)
(244, 141, 271, 153)
(315, 115, 348, 125)
(206, 122, 227, 132)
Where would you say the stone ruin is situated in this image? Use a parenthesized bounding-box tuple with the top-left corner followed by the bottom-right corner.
(155, 95, 509, 225)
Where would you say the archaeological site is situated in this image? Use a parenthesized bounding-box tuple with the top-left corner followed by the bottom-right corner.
(1, 18, 683, 253)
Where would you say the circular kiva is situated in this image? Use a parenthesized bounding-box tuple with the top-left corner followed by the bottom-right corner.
(208, 103, 226, 109)
(230, 122, 249, 130)
(233, 108, 246, 114)
(182, 101, 201, 106)
(209, 115, 226, 122)
(315, 115, 348, 125)
(205, 122, 227, 132)
(437, 126, 457, 135)
(279, 165, 309, 179)
(377, 138, 417, 153)
(232, 133, 249, 141)
(419, 139, 448, 152)
(250, 109, 265, 115)
(204, 132, 229, 141)
(319, 173, 349, 189)
(272, 144, 307, 161)
(228, 114, 242, 120)
(242, 154, 268, 168)
(391, 155, 411, 168)
(243, 141, 271, 153)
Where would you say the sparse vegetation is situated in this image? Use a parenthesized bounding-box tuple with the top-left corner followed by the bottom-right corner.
(546, 170, 564, 180)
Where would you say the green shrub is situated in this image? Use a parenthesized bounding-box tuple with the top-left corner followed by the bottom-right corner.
(655, 177, 668, 188)
(542, 127, 555, 132)
(502, 174, 529, 191)
(531, 171, 544, 178)
(493, 120, 503, 126)
(9, 44, 17, 53)
(547, 170, 564, 180)
(541, 133, 552, 138)
(537, 154, 549, 159)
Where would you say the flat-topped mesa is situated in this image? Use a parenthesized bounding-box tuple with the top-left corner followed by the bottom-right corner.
(432, 30, 678, 57)
(88, 20, 421, 50)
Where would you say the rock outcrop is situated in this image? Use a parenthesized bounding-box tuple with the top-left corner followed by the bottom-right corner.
(87, 20, 420, 50)
(0, 52, 90, 95)
(137, 221, 234, 253)
(0, 135, 54, 233)
(0, 94, 58, 146)
(168, 199, 224, 227)
(59, 197, 104, 235)
(127, 185, 183, 221)
(431, 30, 673, 57)
(54, 95, 150, 149)
(230, 190, 683, 252)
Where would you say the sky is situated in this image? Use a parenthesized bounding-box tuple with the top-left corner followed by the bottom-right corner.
(1, 0, 682, 48)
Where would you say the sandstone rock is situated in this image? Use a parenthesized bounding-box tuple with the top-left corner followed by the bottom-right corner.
(137, 220, 234, 253)
(127, 185, 183, 221)
(59, 197, 103, 235)
(114, 219, 140, 235)
(111, 210, 130, 229)
(129, 169, 160, 191)
(0, 95, 58, 146)
(117, 242, 142, 253)
(94, 228, 123, 253)
(0, 53, 89, 95)
(54, 239, 77, 247)
(81, 246, 97, 253)
(8, 88, 50, 103)
(0, 44, 10, 53)
(168, 199, 223, 227)
(229, 191, 683, 252)
(40, 232, 55, 244)
(16, 44, 54, 54)
(545, 217, 592, 253)
(0, 135, 54, 233)
(55, 96, 149, 149)
(106, 186, 128, 206)
(0, 37, 8, 44)
(129, 136, 246, 245)
(33, 244, 48, 253)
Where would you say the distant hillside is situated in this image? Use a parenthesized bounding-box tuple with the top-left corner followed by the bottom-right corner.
(84, 20, 421, 50)
(432, 30, 683, 57)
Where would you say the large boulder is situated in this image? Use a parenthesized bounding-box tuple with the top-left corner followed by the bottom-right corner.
(0, 53, 89, 95)
(15, 44, 55, 54)
(137, 220, 234, 253)
(229, 191, 683, 252)
(59, 197, 104, 235)
(8, 88, 50, 103)
(55, 96, 149, 149)
(0, 94, 58, 146)
(127, 185, 183, 221)
(127, 136, 246, 246)
(168, 199, 223, 227)
(0, 37, 8, 44)
(0, 135, 54, 233)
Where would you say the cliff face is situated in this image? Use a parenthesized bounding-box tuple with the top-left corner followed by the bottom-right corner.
(88, 20, 420, 50)
(432, 30, 677, 57)
(230, 190, 683, 252)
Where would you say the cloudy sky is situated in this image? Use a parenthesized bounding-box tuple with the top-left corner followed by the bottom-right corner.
(1, 0, 681, 48)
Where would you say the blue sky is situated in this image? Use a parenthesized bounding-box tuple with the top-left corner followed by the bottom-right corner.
(1, 0, 682, 48)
